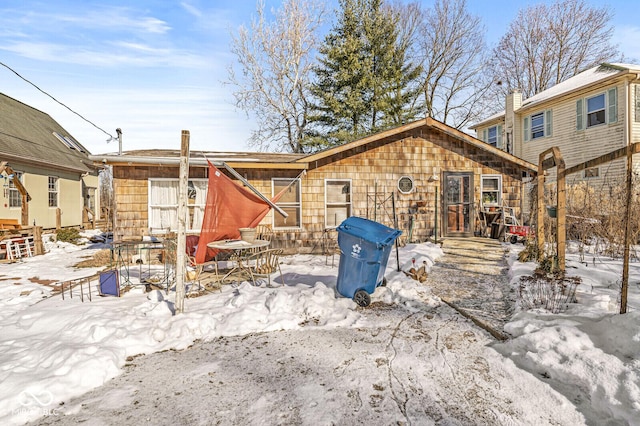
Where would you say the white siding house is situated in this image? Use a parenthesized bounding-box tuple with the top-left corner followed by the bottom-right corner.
(471, 63, 640, 185)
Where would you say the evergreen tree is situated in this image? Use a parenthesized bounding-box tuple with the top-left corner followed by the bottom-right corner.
(311, 0, 422, 147)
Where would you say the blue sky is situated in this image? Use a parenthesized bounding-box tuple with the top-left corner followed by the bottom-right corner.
(1, 0, 638, 155)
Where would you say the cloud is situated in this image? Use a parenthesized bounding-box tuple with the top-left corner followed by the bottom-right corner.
(180, 2, 203, 19)
(1, 40, 211, 69)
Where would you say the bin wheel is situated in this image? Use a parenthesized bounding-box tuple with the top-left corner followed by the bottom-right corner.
(510, 235, 518, 244)
(353, 290, 371, 307)
(381, 277, 387, 287)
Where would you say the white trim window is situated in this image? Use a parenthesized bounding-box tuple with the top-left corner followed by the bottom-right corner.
(8, 171, 23, 208)
(272, 178, 301, 229)
(148, 179, 207, 231)
(482, 125, 503, 148)
(481, 175, 502, 207)
(523, 110, 552, 141)
(48, 176, 59, 208)
(584, 167, 599, 178)
(325, 179, 351, 228)
(577, 88, 617, 130)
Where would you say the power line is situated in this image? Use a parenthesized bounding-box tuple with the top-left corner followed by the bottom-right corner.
(0, 60, 115, 139)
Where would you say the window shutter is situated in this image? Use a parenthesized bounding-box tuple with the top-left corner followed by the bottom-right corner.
(523, 117, 529, 142)
(497, 125, 503, 149)
(545, 110, 552, 137)
(636, 85, 640, 122)
(482, 129, 487, 142)
(608, 88, 617, 123)
(576, 99, 584, 130)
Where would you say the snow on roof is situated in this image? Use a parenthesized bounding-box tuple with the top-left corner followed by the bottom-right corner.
(521, 63, 640, 109)
(471, 63, 640, 129)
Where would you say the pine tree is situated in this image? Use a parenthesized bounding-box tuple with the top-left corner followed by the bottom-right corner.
(311, 0, 422, 147)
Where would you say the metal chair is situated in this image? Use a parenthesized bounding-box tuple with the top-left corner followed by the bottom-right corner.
(242, 248, 284, 287)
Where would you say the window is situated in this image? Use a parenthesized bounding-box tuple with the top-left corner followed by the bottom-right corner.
(8, 171, 23, 208)
(48, 176, 58, 208)
(584, 167, 599, 178)
(587, 94, 605, 127)
(482, 125, 503, 148)
(325, 180, 351, 228)
(272, 178, 301, 228)
(148, 179, 207, 231)
(523, 110, 552, 141)
(481, 175, 502, 206)
(577, 88, 617, 130)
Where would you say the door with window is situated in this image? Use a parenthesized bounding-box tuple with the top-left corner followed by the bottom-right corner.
(443, 172, 473, 236)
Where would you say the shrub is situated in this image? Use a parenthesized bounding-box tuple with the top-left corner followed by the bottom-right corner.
(56, 228, 81, 244)
(518, 272, 581, 313)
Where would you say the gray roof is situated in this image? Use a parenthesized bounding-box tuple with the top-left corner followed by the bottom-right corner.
(0, 93, 94, 173)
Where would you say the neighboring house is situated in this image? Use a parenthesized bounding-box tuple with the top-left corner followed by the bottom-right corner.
(92, 118, 536, 252)
(0, 93, 100, 229)
(471, 63, 640, 185)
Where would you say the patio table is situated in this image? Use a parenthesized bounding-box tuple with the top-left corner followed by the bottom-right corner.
(207, 239, 271, 284)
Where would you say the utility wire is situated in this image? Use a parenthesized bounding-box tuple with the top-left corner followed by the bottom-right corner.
(0, 60, 115, 139)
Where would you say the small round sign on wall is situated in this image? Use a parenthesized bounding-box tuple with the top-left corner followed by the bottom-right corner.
(397, 176, 414, 194)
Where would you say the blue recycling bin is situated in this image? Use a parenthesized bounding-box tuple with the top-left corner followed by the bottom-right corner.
(336, 217, 402, 307)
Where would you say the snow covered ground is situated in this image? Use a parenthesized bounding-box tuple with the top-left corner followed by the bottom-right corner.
(0, 230, 638, 425)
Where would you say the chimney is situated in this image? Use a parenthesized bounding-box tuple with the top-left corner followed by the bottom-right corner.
(505, 89, 522, 155)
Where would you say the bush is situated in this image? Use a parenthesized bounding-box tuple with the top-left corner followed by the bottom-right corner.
(518, 273, 581, 313)
(56, 228, 81, 244)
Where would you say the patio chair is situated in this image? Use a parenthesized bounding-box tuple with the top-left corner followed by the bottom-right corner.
(242, 248, 284, 287)
(256, 224, 273, 242)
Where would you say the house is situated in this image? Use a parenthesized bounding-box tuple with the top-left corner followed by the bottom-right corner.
(471, 63, 640, 185)
(0, 93, 101, 229)
(92, 118, 536, 252)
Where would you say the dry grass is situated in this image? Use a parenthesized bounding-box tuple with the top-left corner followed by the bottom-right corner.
(532, 173, 640, 260)
(74, 249, 113, 268)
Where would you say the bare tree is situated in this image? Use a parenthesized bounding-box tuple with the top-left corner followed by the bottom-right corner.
(491, 0, 619, 100)
(408, 0, 493, 130)
(228, 0, 325, 153)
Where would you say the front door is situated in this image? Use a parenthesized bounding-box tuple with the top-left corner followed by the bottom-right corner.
(443, 172, 473, 237)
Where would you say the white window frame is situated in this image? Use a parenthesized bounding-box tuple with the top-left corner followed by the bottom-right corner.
(8, 171, 23, 208)
(584, 167, 599, 178)
(577, 88, 617, 130)
(48, 176, 59, 208)
(586, 93, 606, 127)
(481, 174, 502, 207)
(272, 178, 302, 229)
(483, 125, 503, 149)
(148, 178, 208, 232)
(523, 110, 552, 142)
(325, 179, 351, 228)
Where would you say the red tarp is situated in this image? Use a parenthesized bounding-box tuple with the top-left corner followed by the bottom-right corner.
(194, 162, 277, 263)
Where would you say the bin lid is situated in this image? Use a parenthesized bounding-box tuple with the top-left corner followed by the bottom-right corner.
(337, 216, 402, 247)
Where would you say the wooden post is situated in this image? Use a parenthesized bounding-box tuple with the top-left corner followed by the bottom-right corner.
(621, 142, 633, 313)
(32, 226, 44, 255)
(536, 163, 545, 258)
(56, 208, 62, 229)
(557, 154, 566, 272)
(537, 147, 565, 273)
(175, 130, 190, 314)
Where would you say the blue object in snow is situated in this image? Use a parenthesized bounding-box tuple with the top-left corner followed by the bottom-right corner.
(335, 217, 401, 307)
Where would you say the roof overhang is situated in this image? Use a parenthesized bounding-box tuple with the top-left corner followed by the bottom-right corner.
(90, 154, 307, 170)
(1, 151, 95, 174)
